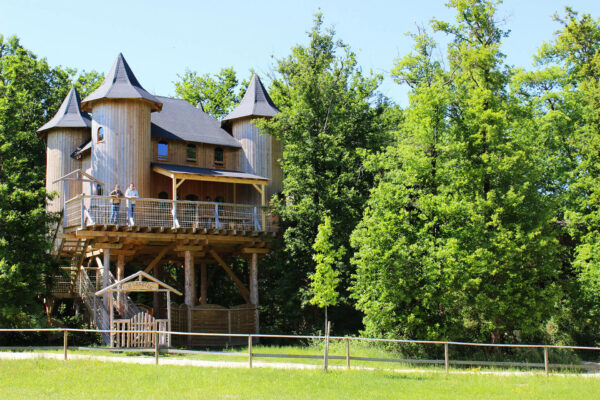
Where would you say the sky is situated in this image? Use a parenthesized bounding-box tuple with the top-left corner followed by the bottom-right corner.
(1, 0, 600, 107)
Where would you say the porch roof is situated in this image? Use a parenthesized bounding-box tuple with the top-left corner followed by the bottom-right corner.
(151, 163, 269, 185)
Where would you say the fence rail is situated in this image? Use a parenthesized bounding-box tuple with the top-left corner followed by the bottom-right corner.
(64, 195, 276, 232)
(1, 328, 599, 374)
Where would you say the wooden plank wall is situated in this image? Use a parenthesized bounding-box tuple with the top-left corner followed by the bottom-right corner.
(91, 100, 152, 198)
(151, 139, 239, 171)
(151, 173, 236, 202)
(232, 117, 282, 204)
(169, 304, 256, 346)
(45, 128, 90, 211)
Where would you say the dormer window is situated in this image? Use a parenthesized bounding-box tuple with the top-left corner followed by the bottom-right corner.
(158, 141, 168, 161)
(214, 147, 224, 166)
(186, 144, 196, 162)
(97, 127, 104, 142)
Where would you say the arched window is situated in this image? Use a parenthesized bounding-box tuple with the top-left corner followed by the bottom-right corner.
(186, 144, 196, 162)
(96, 185, 103, 196)
(158, 141, 168, 161)
(97, 126, 104, 142)
(158, 191, 168, 199)
(215, 196, 225, 203)
(186, 194, 199, 201)
(214, 147, 224, 166)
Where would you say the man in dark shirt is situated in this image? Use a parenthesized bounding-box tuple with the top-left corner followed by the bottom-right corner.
(109, 184, 123, 224)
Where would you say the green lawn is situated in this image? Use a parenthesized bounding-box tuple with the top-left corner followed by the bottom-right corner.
(0, 359, 598, 400)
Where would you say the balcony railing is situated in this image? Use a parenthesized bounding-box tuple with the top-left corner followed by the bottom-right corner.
(64, 195, 276, 233)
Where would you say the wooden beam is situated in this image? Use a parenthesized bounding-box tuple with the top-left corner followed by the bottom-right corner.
(174, 245, 204, 252)
(143, 244, 176, 273)
(241, 248, 271, 254)
(208, 249, 250, 303)
(249, 253, 258, 306)
(74, 230, 271, 244)
(176, 178, 186, 189)
(92, 243, 123, 250)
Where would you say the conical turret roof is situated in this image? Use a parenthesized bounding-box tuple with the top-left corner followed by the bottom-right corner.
(81, 53, 162, 112)
(221, 74, 279, 124)
(38, 87, 91, 135)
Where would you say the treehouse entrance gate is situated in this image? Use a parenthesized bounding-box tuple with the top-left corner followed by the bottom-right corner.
(95, 271, 182, 348)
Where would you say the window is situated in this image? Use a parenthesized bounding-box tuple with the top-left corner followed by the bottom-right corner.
(158, 141, 168, 161)
(186, 144, 196, 162)
(158, 191, 168, 199)
(214, 147, 224, 166)
(186, 194, 198, 201)
(97, 127, 104, 142)
(215, 196, 225, 203)
(96, 185, 103, 196)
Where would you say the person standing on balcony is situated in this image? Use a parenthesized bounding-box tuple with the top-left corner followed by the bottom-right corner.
(109, 184, 123, 224)
(125, 183, 139, 226)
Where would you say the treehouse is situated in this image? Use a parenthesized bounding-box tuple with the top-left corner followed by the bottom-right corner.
(38, 53, 281, 347)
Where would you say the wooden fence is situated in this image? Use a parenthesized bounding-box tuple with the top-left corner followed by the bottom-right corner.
(1, 327, 600, 375)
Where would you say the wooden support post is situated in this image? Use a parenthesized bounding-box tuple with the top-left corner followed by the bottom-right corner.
(248, 335, 253, 368)
(444, 343, 449, 373)
(184, 251, 195, 306)
(63, 330, 68, 361)
(323, 321, 331, 372)
(109, 292, 114, 348)
(153, 264, 161, 315)
(166, 291, 171, 347)
(117, 254, 125, 313)
(103, 248, 110, 311)
(155, 331, 160, 365)
(346, 338, 350, 369)
(200, 263, 207, 305)
(544, 347, 549, 376)
(250, 253, 259, 334)
(185, 251, 194, 347)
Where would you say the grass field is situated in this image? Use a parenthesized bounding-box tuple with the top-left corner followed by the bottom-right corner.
(0, 359, 598, 399)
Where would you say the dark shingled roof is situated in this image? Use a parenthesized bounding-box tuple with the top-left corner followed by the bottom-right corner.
(221, 74, 279, 124)
(71, 139, 91, 159)
(152, 163, 268, 182)
(151, 97, 241, 148)
(81, 53, 162, 112)
(38, 87, 91, 135)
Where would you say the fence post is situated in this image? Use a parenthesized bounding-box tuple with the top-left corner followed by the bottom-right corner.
(323, 321, 331, 372)
(544, 347, 549, 376)
(248, 335, 253, 368)
(345, 338, 350, 369)
(444, 343, 449, 373)
(155, 331, 160, 365)
(63, 329, 68, 361)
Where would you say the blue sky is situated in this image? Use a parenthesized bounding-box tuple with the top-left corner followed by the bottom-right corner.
(1, 0, 599, 106)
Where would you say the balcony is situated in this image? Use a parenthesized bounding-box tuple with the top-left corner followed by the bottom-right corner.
(64, 195, 277, 233)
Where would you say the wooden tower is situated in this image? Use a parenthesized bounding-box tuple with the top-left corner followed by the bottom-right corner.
(38, 87, 91, 212)
(81, 53, 163, 199)
(222, 75, 282, 204)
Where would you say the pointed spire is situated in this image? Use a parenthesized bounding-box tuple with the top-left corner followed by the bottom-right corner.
(38, 87, 91, 135)
(221, 74, 279, 124)
(81, 53, 162, 112)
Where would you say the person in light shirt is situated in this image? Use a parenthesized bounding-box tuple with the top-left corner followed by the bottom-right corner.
(125, 183, 139, 226)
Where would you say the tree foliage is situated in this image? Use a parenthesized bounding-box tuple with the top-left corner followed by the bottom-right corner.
(351, 0, 560, 343)
(308, 214, 343, 310)
(258, 14, 393, 334)
(0, 35, 101, 328)
(174, 67, 247, 119)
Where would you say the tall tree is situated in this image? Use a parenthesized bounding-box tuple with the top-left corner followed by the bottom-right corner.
(0, 35, 101, 328)
(351, 0, 560, 343)
(174, 67, 247, 119)
(532, 9, 600, 345)
(308, 214, 344, 329)
(258, 14, 393, 334)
